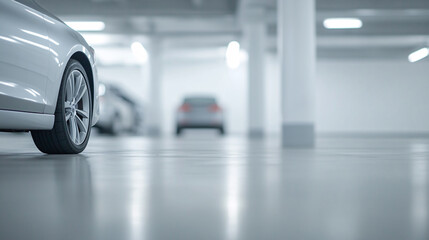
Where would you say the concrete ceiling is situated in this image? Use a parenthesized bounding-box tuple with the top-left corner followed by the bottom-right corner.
(317, 0, 429, 10)
(35, 0, 429, 60)
(36, 0, 238, 17)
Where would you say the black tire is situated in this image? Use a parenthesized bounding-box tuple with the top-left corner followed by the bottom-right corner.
(95, 126, 105, 134)
(176, 127, 182, 136)
(31, 60, 92, 154)
(219, 126, 225, 135)
(107, 114, 121, 136)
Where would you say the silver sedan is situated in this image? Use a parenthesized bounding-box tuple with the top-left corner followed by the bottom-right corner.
(0, 0, 99, 154)
(176, 96, 225, 135)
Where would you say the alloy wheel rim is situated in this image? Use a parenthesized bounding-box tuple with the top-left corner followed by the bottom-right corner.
(64, 70, 90, 145)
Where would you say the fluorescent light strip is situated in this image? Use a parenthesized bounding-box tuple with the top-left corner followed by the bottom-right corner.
(408, 47, 429, 63)
(323, 18, 362, 29)
(65, 21, 105, 32)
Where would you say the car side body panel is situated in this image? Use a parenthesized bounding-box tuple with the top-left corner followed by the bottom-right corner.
(0, 0, 99, 130)
(0, 109, 54, 130)
(0, 0, 50, 113)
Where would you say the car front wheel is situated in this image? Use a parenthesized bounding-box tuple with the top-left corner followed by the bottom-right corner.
(31, 60, 92, 154)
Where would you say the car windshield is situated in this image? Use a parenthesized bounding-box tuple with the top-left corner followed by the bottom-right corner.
(184, 97, 216, 106)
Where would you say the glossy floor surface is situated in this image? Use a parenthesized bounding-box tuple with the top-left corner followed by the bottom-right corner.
(0, 133, 428, 240)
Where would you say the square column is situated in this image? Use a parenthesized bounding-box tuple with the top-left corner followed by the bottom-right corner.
(245, 8, 266, 138)
(147, 37, 163, 136)
(278, 0, 316, 147)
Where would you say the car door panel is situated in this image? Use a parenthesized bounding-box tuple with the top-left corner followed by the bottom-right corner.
(0, 0, 49, 113)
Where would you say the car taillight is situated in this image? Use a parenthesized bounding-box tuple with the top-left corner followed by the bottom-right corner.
(179, 104, 191, 112)
(209, 104, 221, 112)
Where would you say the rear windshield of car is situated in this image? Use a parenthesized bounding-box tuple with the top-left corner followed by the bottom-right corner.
(184, 97, 216, 106)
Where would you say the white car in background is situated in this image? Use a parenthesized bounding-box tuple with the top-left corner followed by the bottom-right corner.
(0, 0, 99, 154)
(95, 83, 143, 135)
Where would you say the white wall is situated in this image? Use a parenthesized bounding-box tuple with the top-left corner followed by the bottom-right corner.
(98, 52, 429, 135)
(316, 60, 429, 134)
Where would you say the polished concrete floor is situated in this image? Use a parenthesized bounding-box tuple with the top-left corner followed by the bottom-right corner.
(0, 132, 428, 240)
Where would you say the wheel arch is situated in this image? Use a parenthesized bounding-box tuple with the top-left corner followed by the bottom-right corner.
(70, 52, 94, 105)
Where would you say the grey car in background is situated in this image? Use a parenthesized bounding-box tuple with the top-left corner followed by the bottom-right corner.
(176, 96, 225, 135)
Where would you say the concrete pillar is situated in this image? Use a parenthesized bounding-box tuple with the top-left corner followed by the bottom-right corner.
(147, 37, 163, 136)
(246, 8, 266, 138)
(278, 0, 316, 147)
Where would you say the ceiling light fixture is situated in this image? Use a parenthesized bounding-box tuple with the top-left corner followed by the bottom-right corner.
(226, 41, 241, 69)
(408, 47, 429, 63)
(65, 21, 105, 32)
(323, 18, 362, 29)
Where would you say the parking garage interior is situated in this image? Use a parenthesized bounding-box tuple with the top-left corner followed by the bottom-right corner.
(1, 0, 429, 239)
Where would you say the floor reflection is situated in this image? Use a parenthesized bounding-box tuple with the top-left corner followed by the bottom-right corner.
(0, 135, 428, 240)
(225, 143, 244, 240)
(0, 154, 93, 240)
(411, 144, 428, 240)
